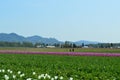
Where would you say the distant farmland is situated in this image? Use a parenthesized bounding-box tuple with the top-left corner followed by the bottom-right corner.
(0, 47, 120, 53)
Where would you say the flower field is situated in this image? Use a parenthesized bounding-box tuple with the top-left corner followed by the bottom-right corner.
(1, 50, 120, 57)
(0, 50, 120, 80)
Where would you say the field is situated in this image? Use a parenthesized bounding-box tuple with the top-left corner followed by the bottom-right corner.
(1, 47, 120, 53)
(0, 47, 120, 80)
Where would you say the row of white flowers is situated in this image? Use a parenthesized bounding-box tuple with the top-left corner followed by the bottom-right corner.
(0, 69, 73, 80)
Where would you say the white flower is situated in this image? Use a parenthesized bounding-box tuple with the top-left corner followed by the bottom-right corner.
(54, 76, 58, 79)
(38, 75, 42, 79)
(51, 78, 54, 80)
(7, 69, 12, 73)
(45, 73, 51, 79)
(43, 76, 46, 79)
(18, 71, 21, 74)
(41, 74, 44, 77)
(7, 69, 10, 72)
(2, 69, 5, 73)
(45, 73, 48, 76)
(60, 76, 63, 79)
(0, 69, 1, 72)
(33, 72, 36, 75)
(26, 78, 32, 80)
(13, 75, 16, 79)
(4, 75, 9, 80)
(20, 73, 25, 77)
(47, 75, 51, 79)
(10, 70, 13, 74)
(69, 77, 73, 80)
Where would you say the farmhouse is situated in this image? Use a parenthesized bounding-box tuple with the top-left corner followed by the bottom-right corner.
(82, 46, 89, 48)
(46, 46, 55, 48)
(36, 45, 44, 48)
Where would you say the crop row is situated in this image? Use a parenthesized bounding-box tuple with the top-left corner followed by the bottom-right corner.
(0, 50, 120, 57)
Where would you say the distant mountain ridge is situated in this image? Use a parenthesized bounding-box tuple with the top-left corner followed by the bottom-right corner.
(0, 33, 60, 44)
(0, 33, 99, 45)
(0, 33, 26, 42)
(74, 40, 99, 45)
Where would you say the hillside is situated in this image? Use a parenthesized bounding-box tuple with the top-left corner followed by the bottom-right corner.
(0, 33, 99, 45)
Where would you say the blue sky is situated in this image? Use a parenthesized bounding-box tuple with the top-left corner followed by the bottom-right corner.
(0, 0, 120, 42)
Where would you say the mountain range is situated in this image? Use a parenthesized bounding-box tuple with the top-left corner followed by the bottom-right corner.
(0, 33, 99, 45)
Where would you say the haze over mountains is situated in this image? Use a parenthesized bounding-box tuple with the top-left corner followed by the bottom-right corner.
(0, 33, 99, 45)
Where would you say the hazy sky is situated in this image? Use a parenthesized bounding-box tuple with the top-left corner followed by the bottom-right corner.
(0, 0, 120, 42)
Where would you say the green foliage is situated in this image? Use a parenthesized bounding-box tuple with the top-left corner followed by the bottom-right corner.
(0, 41, 34, 47)
(0, 53, 120, 79)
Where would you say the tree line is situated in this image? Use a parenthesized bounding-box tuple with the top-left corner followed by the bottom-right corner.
(0, 41, 77, 48)
(0, 41, 120, 48)
(0, 41, 33, 47)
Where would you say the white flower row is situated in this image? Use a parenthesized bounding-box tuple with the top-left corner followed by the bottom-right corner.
(0, 69, 74, 80)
